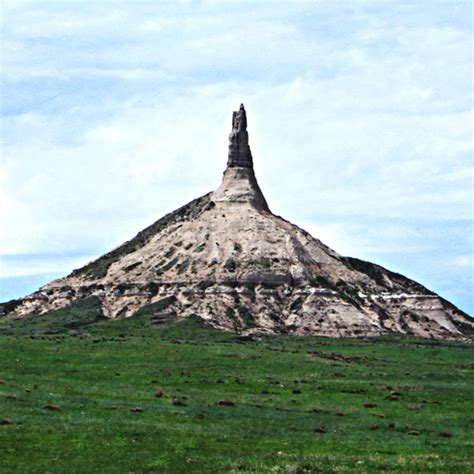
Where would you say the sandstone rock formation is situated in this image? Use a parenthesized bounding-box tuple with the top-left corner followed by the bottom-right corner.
(2, 104, 473, 340)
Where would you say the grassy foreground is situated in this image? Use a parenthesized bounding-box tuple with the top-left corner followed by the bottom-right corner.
(1, 300, 473, 473)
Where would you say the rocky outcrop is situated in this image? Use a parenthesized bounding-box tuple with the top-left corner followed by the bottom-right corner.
(227, 104, 253, 168)
(214, 103, 269, 211)
(1, 104, 473, 340)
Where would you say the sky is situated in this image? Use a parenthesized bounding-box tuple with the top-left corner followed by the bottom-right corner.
(1, 0, 473, 315)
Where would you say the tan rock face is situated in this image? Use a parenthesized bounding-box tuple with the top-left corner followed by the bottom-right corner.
(2, 105, 473, 340)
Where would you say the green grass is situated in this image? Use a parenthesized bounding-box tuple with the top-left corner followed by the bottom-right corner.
(1, 305, 473, 473)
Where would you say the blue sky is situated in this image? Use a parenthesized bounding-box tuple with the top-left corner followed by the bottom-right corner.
(1, 0, 473, 315)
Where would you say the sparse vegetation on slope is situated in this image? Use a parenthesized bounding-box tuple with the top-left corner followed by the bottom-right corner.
(70, 193, 212, 279)
(342, 256, 434, 295)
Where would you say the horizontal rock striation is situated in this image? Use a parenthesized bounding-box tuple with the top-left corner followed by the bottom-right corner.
(2, 104, 473, 340)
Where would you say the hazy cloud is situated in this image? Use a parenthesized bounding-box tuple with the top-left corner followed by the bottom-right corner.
(1, 0, 472, 314)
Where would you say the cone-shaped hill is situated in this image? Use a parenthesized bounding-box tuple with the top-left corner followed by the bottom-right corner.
(2, 105, 473, 339)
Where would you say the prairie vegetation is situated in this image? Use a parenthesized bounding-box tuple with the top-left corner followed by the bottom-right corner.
(1, 303, 473, 472)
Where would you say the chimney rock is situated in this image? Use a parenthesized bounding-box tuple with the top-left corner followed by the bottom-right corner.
(227, 103, 253, 169)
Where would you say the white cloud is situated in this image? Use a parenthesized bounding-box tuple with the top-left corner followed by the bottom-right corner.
(452, 255, 474, 269)
(1, 1, 472, 314)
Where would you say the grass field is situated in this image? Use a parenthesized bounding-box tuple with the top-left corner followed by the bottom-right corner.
(1, 299, 473, 473)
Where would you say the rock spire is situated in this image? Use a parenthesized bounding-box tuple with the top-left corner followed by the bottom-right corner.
(227, 103, 253, 168)
(214, 104, 269, 211)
